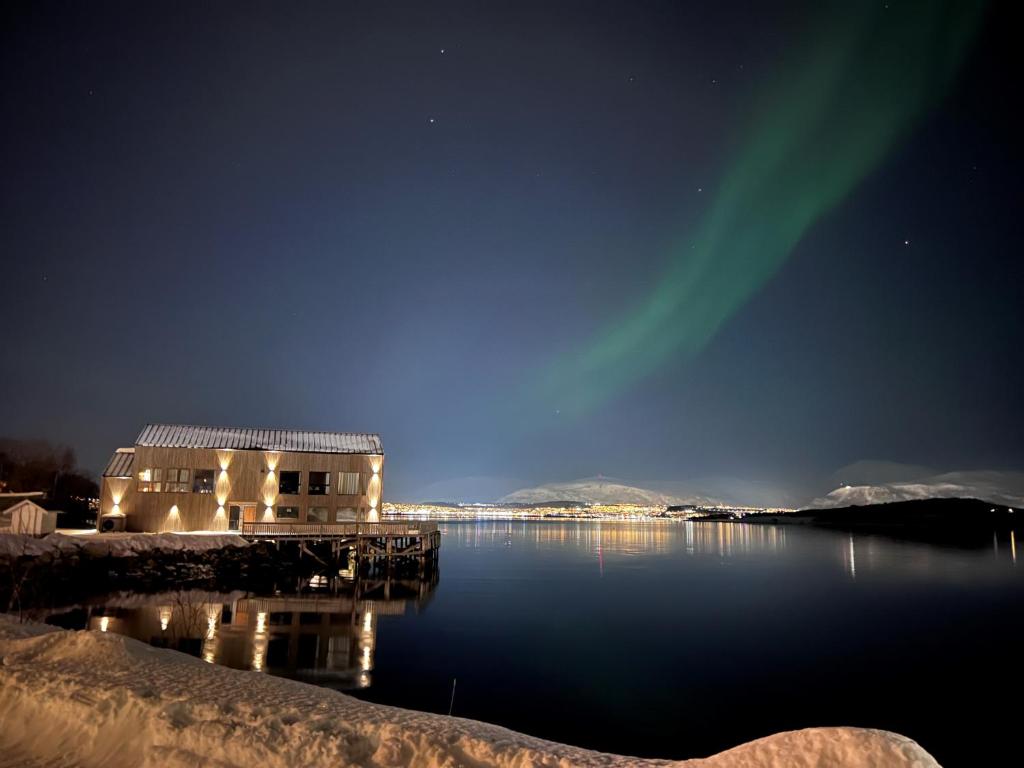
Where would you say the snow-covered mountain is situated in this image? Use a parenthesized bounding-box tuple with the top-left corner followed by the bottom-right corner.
(500, 477, 722, 506)
(809, 469, 1024, 509)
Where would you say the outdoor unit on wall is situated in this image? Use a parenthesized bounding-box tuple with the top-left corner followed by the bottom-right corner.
(99, 514, 126, 533)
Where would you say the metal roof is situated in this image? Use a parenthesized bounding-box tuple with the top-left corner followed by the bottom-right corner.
(103, 448, 136, 477)
(135, 424, 384, 455)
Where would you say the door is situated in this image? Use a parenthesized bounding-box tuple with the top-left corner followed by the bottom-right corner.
(229, 504, 258, 531)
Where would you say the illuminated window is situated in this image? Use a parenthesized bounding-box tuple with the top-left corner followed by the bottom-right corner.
(276, 505, 299, 520)
(165, 468, 191, 493)
(192, 469, 215, 494)
(307, 507, 328, 522)
(279, 471, 300, 495)
(308, 471, 330, 495)
(138, 468, 162, 492)
(338, 472, 360, 495)
(335, 507, 357, 522)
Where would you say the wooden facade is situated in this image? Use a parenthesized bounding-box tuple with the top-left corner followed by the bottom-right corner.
(99, 425, 385, 533)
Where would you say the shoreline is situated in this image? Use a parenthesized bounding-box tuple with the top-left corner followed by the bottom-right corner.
(0, 615, 940, 768)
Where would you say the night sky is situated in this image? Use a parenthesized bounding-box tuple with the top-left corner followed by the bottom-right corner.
(2, 1, 1021, 503)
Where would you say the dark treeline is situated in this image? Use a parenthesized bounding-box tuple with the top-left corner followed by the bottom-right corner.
(0, 439, 98, 528)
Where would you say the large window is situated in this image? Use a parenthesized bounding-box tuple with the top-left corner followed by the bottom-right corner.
(308, 471, 330, 495)
(276, 505, 299, 520)
(338, 472, 361, 495)
(279, 471, 301, 495)
(335, 507, 357, 522)
(192, 469, 215, 494)
(138, 468, 162, 492)
(307, 507, 328, 523)
(165, 468, 191, 493)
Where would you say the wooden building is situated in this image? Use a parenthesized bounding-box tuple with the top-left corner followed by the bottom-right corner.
(99, 424, 385, 533)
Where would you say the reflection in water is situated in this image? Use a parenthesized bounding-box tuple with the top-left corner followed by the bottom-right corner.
(449, 519, 788, 557)
(441, 520, 1024, 586)
(46, 569, 437, 690)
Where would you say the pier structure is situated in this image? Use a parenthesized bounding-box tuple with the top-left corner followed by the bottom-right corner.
(240, 520, 441, 564)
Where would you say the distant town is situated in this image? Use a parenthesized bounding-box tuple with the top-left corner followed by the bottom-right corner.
(383, 501, 794, 520)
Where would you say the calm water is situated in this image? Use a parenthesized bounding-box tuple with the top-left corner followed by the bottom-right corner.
(37, 521, 1024, 765)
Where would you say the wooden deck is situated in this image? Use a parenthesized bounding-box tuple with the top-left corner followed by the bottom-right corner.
(239, 520, 441, 560)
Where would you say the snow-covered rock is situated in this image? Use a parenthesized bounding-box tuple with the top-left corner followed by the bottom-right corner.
(0, 532, 249, 560)
(0, 616, 940, 767)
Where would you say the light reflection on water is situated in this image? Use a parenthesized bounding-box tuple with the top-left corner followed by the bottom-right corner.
(448, 518, 789, 557)
(40, 570, 437, 690)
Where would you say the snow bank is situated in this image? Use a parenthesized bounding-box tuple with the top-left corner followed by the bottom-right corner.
(0, 532, 249, 559)
(0, 617, 940, 768)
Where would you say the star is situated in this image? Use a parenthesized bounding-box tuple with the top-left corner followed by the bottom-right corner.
(440, 48, 445, 54)
(903, 239, 910, 246)
(429, 117, 435, 124)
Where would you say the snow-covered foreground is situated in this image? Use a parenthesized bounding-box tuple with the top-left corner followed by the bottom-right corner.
(0, 617, 940, 768)
(0, 532, 248, 559)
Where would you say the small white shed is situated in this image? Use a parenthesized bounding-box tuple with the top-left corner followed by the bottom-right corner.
(6, 500, 60, 535)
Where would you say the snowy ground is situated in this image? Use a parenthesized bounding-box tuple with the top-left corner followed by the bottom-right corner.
(0, 532, 249, 559)
(0, 617, 940, 767)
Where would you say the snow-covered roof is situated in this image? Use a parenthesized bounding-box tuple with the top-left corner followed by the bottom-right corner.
(135, 424, 383, 455)
(103, 448, 135, 478)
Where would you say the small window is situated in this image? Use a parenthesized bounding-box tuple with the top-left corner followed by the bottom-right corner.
(279, 471, 300, 495)
(165, 468, 191, 493)
(307, 507, 328, 522)
(308, 471, 330, 495)
(338, 472, 360, 495)
(138, 468, 163, 492)
(193, 469, 215, 494)
(276, 505, 299, 520)
(335, 507, 357, 522)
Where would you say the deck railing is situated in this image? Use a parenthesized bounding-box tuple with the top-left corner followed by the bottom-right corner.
(240, 521, 438, 538)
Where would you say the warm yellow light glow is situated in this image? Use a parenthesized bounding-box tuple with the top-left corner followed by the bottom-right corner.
(262, 467, 278, 507)
(163, 505, 182, 532)
(264, 452, 280, 472)
(111, 504, 120, 515)
(205, 606, 219, 640)
(159, 606, 171, 631)
(367, 472, 382, 509)
(207, 503, 228, 532)
(369, 456, 382, 475)
(251, 612, 269, 670)
(216, 449, 234, 471)
(216, 468, 231, 505)
(263, 506, 274, 521)
(109, 477, 129, 506)
(99, 617, 110, 632)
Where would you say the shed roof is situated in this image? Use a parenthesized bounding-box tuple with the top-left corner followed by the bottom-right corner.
(103, 448, 136, 478)
(135, 424, 384, 455)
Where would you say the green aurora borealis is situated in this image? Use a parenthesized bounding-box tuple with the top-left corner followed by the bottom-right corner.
(540, 1, 986, 416)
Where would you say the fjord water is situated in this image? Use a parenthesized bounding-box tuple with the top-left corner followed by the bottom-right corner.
(357, 521, 1023, 766)
(44, 520, 1024, 765)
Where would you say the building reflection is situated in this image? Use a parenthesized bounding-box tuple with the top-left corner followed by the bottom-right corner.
(78, 569, 437, 690)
